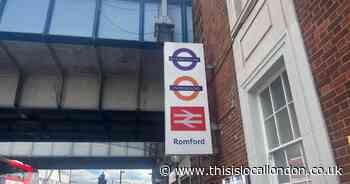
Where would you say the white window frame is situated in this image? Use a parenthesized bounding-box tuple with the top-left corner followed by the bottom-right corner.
(257, 67, 311, 184)
(236, 38, 339, 184)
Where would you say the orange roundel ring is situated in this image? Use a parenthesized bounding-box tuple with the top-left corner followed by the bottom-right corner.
(173, 76, 200, 101)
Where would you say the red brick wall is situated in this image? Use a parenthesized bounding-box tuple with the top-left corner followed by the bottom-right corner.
(294, 0, 350, 183)
(191, 0, 248, 183)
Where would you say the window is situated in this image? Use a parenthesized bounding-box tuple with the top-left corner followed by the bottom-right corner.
(168, 4, 182, 42)
(0, 0, 50, 33)
(99, 0, 140, 40)
(50, 0, 96, 37)
(144, 1, 160, 42)
(259, 71, 310, 184)
(186, 6, 193, 42)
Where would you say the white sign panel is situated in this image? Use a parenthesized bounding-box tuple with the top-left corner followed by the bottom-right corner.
(164, 42, 213, 155)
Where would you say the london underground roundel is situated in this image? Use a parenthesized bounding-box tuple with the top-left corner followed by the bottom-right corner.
(169, 76, 203, 101)
(169, 48, 200, 71)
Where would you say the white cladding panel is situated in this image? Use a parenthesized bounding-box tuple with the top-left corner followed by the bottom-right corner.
(63, 76, 99, 109)
(0, 75, 17, 107)
(0, 42, 163, 111)
(0, 142, 151, 157)
(20, 75, 58, 108)
(234, 0, 286, 85)
(103, 76, 138, 110)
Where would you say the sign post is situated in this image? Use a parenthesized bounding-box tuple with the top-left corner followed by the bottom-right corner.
(164, 42, 213, 155)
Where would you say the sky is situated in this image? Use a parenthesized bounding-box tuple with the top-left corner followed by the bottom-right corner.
(39, 169, 152, 184)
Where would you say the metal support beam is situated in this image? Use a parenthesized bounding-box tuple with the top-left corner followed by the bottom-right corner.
(181, 0, 188, 42)
(95, 47, 104, 111)
(47, 44, 65, 108)
(0, 0, 7, 23)
(135, 50, 144, 139)
(139, 0, 145, 41)
(0, 41, 23, 107)
(44, 0, 56, 34)
(93, 0, 102, 39)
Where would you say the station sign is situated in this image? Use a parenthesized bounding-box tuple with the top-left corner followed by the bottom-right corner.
(164, 42, 213, 155)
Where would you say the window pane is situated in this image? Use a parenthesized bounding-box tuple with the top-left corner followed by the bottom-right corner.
(276, 108, 293, 144)
(286, 143, 310, 183)
(144, 2, 160, 41)
(260, 88, 273, 118)
(0, 0, 50, 33)
(168, 4, 183, 42)
(282, 71, 293, 102)
(187, 6, 193, 42)
(289, 103, 301, 138)
(286, 143, 304, 167)
(273, 150, 290, 184)
(50, 0, 95, 37)
(271, 77, 286, 110)
(99, 0, 140, 40)
(265, 117, 279, 149)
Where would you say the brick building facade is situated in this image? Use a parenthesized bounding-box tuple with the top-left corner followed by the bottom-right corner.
(294, 0, 350, 183)
(191, 0, 248, 183)
(190, 0, 350, 183)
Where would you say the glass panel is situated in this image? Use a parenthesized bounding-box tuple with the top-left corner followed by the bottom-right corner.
(73, 143, 91, 156)
(0, 143, 11, 155)
(0, 0, 50, 33)
(265, 117, 279, 149)
(52, 142, 72, 156)
(286, 144, 310, 183)
(144, 2, 160, 41)
(260, 88, 273, 118)
(11, 142, 33, 156)
(286, 143, 304, 167)
(91, 143, 109, 156)
(276, 108, 293, 144)
(187, 6, 193, 42)
(271, 77, 287, 110)
(127, 143, 145, 156)
(99, 0, 140, 40)
(168, 4, 183, 42)
(32, 143, 52, 156)
(282, 71, 293, 102)
(110, 143, 127, 156)
(50, 0, 95, 37)
(273, 150, 290, 184)
(289, 103, 301, 138)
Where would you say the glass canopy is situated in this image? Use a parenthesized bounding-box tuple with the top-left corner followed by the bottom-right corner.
(0, 0, 193, 42)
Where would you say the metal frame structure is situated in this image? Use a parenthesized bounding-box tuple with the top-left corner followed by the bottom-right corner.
(14, 157, 154, 169)
(0, 0, 192, 45)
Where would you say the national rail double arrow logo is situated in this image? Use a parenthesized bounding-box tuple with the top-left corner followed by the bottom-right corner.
(170, 76, 203, 101)
(169, 48, 200, 71)
(171, 106, 206, 131)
